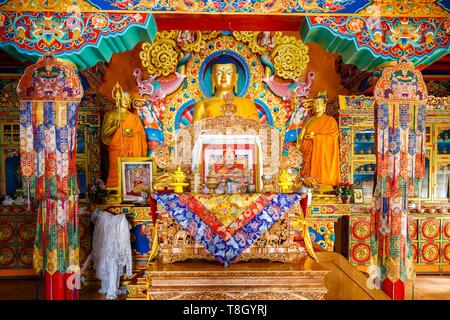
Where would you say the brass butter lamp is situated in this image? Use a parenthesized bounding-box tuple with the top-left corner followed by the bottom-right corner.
(170, 166, 189, 193)
(278, 169, 294, 193)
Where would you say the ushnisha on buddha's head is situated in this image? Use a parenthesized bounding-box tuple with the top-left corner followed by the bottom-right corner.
(313, 91, 328, 115)
(211, 56, 239, 96)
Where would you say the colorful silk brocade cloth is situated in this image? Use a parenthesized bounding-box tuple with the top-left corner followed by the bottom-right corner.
(18, 55, 83, 299)
(155, 193, 300, 266)
(370, 60, 427, 283)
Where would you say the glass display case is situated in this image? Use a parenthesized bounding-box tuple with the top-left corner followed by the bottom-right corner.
(2, 124, 20, 145)
(435, 125, 450, 202)
(0, 121, 21, 196)
(75, 110, 102, 201)
(435, 162, 450, 199)
(353, 129, 375, 155)
(353, 162, 375, 203)
(437, 128, 450, 155)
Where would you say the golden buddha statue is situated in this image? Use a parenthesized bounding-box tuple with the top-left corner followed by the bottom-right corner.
(193, 57, 259, 122)
(101, 83, 147, 188)
(298, 91, 340, 188)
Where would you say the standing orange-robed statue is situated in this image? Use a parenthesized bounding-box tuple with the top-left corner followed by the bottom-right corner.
(101, 84, 147, 188)
(298, 91, 340, 188)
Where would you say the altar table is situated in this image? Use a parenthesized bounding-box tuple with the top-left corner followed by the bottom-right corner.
(154, 192, 304, 266)
(146, 255, 328, 300)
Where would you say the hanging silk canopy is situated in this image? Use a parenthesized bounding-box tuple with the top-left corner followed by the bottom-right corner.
(17, 54, 83, 300)
(370, 57, 427, 296)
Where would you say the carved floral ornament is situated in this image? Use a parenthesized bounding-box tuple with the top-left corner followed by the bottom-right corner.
(272, 33, 310, 80)
(139, 31, 310, 79)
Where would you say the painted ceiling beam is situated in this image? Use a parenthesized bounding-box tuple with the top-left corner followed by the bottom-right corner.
(0, 11, 157, 70)
(154, 13, 304, 31)
(301, 16, 450, 71)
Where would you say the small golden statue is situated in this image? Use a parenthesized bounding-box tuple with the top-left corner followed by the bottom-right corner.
(170, 166, 189, 193)
(261, 175, 275, 193)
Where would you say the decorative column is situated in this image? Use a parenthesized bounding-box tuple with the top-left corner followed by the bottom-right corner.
(370, 57, 427, 300)
(17, 55, 83, 300)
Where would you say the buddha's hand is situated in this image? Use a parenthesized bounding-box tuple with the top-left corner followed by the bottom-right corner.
(123, 128, 134, 136)
(109, 118, 122, 129)
(305, 132, 315, 139)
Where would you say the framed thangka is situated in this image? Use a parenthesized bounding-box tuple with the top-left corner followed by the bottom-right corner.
(119, 157, 153, 203)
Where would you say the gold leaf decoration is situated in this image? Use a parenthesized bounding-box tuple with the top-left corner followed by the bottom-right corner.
(272, 33, 309, 79)
(177, 31, 205, 53)
(139, 38, 180, 76)
(232, 31, 273, 55)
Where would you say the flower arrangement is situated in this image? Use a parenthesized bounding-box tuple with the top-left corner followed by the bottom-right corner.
(87, 178, 107, 204)
(334, 180, 355, 203)
(294, 175, 321, 193)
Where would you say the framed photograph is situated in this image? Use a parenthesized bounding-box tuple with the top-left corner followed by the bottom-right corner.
(119, 157, 153, 203)
(353, 188, 364, 204)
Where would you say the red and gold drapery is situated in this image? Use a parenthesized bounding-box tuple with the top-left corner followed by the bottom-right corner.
(18, 54, 83, 300)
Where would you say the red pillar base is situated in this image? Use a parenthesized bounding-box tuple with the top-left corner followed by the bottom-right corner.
(382, 278, 405, 300)
(44, 272, 79, 300)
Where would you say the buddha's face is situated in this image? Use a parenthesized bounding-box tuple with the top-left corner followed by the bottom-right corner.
(212, 63, 237, 93)
(120, 92, 132, 109)
(313, 97, 326, 114)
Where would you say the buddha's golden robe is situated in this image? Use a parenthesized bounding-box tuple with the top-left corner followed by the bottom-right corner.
(193, 97, 260, 122)
(300, 114, 340, 186)
(106, 112, 147, 188)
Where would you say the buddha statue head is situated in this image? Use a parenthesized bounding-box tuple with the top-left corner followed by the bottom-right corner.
(112, 82, 132, 110)
(119, 92, 132, 109)
(211, 56, 239, 96)
(313, 91, 328, 116)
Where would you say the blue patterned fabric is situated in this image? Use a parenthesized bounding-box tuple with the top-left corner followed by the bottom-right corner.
(155, 193, 300, 266)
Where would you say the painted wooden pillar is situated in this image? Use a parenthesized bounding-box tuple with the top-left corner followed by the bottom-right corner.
(370, 57, 428, 300)
(17, 54, 83, 300)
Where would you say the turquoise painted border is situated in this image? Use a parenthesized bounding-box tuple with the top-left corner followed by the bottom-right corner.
(0, 14, 157, 70)
(301, 17, 450, 71)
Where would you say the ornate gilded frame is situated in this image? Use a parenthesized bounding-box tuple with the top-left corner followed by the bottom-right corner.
(118, 157, 155, 203)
